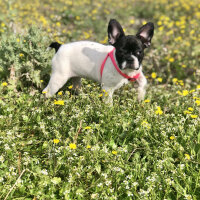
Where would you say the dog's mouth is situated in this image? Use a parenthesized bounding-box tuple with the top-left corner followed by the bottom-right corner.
(126, 63, 140, 70)
(120, 57, 141, 71)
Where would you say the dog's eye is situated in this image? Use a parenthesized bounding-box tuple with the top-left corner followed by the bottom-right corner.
(136, 51, 141, 55)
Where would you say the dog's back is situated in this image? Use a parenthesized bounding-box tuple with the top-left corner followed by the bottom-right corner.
(51, 41, 114, 82)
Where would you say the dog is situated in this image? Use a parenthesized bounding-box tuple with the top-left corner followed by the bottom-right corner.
(43, 19, 154, 104)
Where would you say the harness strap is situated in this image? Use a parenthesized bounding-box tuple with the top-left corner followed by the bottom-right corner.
(100, 48, 140, 82)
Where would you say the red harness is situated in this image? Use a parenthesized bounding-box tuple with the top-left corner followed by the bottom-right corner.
(100, 48, 140, 82)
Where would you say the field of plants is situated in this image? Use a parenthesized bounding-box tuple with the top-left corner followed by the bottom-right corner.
(0, 0, 200, 199)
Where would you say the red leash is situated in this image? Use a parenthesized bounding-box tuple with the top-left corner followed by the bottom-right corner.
(100, 48, 140, 81)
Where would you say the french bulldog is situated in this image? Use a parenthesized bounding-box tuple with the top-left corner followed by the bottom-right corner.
(43, 19, 154, 104)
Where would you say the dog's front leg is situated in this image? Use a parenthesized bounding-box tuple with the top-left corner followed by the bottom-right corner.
(137, 72, 147, 101)
(102, 86, 114, 105)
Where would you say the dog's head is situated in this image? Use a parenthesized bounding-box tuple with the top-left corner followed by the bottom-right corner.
(108, 19, 154, 70)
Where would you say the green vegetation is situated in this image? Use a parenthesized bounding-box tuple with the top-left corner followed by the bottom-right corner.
(0, 0, 199, 199)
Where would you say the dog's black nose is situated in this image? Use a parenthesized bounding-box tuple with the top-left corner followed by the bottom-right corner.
(127, 57, 134, 63)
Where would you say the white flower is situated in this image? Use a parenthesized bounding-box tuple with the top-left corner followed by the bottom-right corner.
(0, 155, 4, 163)
(41, 169, 48, 175)
(185, 194, 192, 200)
(5, 144, 10, 150)
(9, 166, 16, 172)
(105, 180, 111, 186)
(91, 193, 99, 199)
(180, 164, 185, 170)
(97, 183, 103, 187)
(126, 185, 130, 189)
(102, 173, 108, 178)
(64, 190, 70, 195)
(132, 182, 138, 187)
(126, 175, 132, 179)
(51, 177, 61, 184)
(127, 191, 134, 197)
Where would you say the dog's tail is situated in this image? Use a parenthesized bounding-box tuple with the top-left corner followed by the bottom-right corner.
(48, 42, 62, 53)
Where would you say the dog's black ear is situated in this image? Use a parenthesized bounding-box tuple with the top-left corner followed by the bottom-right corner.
(136, 22, 154, 48)
(108, 19, 125, 45)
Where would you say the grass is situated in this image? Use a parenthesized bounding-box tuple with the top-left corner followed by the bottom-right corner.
(0, 0, 200, 199)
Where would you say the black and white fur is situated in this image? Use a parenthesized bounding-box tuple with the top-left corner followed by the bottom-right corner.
(43, 19, 154, 104)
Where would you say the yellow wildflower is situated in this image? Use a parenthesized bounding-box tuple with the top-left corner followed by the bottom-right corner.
(170, 136, 175, 140)
(76, 16, 80, 20)
(84, 126, 91, 130)
(141, 120, 150, 129)
(182, 64, 186, 68)
(141, 120, 148, 125)
(54, 100, 64, 105)
(129, 19, 135, 24)
(197, 85, 200, 89)
(177, 91, 182, 95)
(173, 50, 179, 54)
(157, 21, 162, 26)
(58, 91, 63, 95)
(182, 90, 189, 96)
(155, 106, 163, 115)
(190, 115, 198, 119)
(112, 150, 117, 155)
(175, 37, 182, 42)
(53, 139, 59, 144)
(169, 58, 174, 63)
(143, 21, 147, 25)
(42, 91, 47, 94)
(184, 110, 192, 115)
(179, 80, 184, 86)
(158, 26, 164, 31)
(56, 22, 61, 27)
(178, 90, 189, 96)
(69, 143, 77, 150)
(189, 90, 195, 93)
(157, 77, 162, 83)
(195, 100, 200, 106)
(155, 109, 163, 115)
(166, 30, 173, 36)
(172, 78, 178, 83)
(68, 85, 73, 89)
(86, 145, 91, 149)
(104, 92, 108, 97)
(151, 72, 157, 79)
(1, 82, 8, 86)
(188, 107, 194, 111)
(19, 53, 24, 57)
(40, 80, 44, 83)
(185, 154, 190, 160)
(190, 30, 195, 35)
(144, 99, 150, 103)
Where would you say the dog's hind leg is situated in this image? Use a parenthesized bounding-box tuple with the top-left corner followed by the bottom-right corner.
(71, 77, 81, 90)
(70, 77, 81, 95)
(43, 72, 71, 97)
